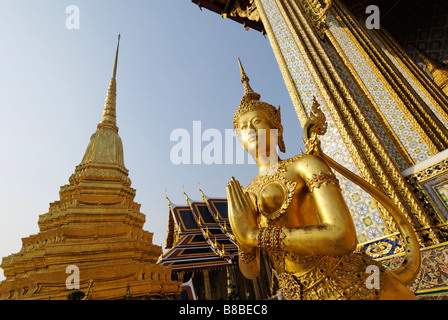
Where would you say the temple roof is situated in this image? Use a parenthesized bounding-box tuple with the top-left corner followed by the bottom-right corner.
(159, 189, 238, 271)
(190, 0, 402, 34)
(191, 0, 447, 68)
(191, 0, 265, 33)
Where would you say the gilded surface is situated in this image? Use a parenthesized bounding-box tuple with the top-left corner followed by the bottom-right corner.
(227, 0, 261, 22)
(416, 48, 448, 96)
(295, 0, 332, 39)
(0, 37, 180, 300)
(327, 10, 432, 163)
(255, 0, 389, 243)
(379, 243, 448, 295)
(276, 252, 385, 300)
(227, 64, 420, 299)
(372, 30, 448, 129)
(331, 2, 448, 156)
(405, 157, 448, 226)
(254, 0, 443, 247)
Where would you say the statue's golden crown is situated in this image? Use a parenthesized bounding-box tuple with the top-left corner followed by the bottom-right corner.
(233, 59, 282, 130)
(233, 59, 285, 152)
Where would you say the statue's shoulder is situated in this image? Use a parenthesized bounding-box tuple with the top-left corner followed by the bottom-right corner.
(284, 153, 327, 166)
(284, 153, 331, 177)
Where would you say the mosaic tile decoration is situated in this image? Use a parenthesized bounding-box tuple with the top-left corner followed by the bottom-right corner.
(381, 0, 448, 66)
(327, 13, 431, 164)
(361, 233, 404, 259)
(368, 31, 448, 130)
(322, 38, 409, 171)
(406, 157, 448, 222)
(420, 172, 448, 221)
(260, 0, 387, 242)
(380, 243, 448, 294)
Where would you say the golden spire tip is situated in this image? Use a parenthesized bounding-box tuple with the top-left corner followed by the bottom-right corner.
(112, 34, 120, 79)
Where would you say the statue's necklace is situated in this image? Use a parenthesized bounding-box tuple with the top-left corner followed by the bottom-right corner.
(245, 158, 298, 222)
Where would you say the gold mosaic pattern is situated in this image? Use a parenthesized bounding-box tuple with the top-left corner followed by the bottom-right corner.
(256, 0, 441, 247)
(379, 243, 448, 294)
(258, 0, 387, 242)
(326, 13, 431, 163)
(331, 2, 448, 157)
(368, 31, 448, 130)
(276, 253, 384, 300)
(322, 38, 410, 171)
(326, 2, 439, 244)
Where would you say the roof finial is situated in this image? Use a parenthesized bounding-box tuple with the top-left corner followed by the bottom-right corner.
(165, 190, 172, 208)
(182, 186, 191, 207)
(197, 182, 208, 203)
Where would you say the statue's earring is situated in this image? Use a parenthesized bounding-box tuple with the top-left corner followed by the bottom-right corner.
(277, 123, 285, 153)
(279, 133, 286, 153)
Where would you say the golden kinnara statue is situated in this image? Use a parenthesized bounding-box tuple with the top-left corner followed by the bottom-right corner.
(227, 59, 421, 300)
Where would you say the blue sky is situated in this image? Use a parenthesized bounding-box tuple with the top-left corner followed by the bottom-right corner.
(0, 0, 304, 279)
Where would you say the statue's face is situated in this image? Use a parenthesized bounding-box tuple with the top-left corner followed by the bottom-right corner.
(236, 110, 279, 158)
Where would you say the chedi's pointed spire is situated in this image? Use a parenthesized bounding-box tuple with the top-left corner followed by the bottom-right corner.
(79, 35, 125, 167)
(98, 34, 121, 132)
(112, 34, 120, 79)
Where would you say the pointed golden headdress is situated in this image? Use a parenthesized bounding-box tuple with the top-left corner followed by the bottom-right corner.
(233, 58, 285, 152)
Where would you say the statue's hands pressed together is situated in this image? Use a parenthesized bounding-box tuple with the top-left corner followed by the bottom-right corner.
(226, 177, 258, 250)
(227, 176, 260, 279)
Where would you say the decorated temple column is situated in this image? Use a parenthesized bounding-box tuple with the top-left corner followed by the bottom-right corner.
(202, 269, 212, 300)
(226, 266, 232, 298)
(251, 0, 448, 252)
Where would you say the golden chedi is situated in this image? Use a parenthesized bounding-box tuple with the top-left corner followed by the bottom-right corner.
(227, 60, 421, 300)
(0, 36, 180, 300)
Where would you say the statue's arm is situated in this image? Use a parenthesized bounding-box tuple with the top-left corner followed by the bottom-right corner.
(278, 155, 358, 255)
(229, 156, 358, 256)
(237, 247, 260, 279)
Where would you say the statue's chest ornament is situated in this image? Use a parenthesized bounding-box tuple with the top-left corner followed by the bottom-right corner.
(245, 160, 298, 222)
(257, 176, 297, 221)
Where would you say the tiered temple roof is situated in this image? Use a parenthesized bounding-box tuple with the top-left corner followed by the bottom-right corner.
(159, 187, 239, 271)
